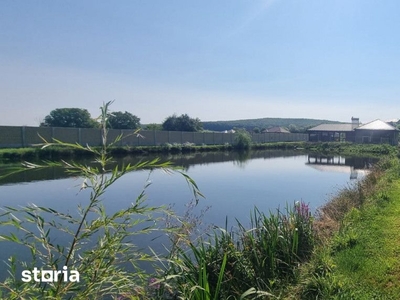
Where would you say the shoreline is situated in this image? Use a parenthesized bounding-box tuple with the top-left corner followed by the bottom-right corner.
(0, 141, 396, 163)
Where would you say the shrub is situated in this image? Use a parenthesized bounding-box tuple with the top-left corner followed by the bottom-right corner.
(233, 130, 252, 150)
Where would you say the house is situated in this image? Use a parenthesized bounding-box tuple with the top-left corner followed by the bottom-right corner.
(307, 117, 359, 142)
(307, 117, 399, 145)
(354, 119, 398, 145)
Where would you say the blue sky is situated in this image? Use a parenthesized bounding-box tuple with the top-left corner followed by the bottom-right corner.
(1, 0, 400, 126)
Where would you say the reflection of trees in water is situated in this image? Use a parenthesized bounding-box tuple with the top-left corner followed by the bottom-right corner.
(0, 150, 306, 185)
(233, 150, 251, 169)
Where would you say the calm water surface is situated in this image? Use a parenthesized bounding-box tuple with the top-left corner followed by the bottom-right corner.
(0, 150, 375, 280)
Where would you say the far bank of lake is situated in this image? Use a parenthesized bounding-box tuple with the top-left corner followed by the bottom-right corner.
(0, 141, 396, 164)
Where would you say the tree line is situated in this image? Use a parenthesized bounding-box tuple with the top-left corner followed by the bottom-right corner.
(202, 118, 341, 133)
(40, 107, 204, 132)
(39, 107, 340, 133)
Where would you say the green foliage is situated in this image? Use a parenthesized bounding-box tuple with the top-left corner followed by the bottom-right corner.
(202, 118, 340, 132)
(332, 227, 358, 252)
(171, 242, 229, 300)
(233, 130, 252, 150)
(107, 111, 141, 129)
(166, 201, 314, 298)
(162, 114, 203, 132)
(0, 101, 203, 299)
(0, 144, 236, 163)
(307, 142, 397, 156)
(41, 108, 98, 128)
(287, 124, 297, 133)
(145, 123, 163, 131)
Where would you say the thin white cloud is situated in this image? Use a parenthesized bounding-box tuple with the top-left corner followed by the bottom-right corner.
(225, 0, 278, 39)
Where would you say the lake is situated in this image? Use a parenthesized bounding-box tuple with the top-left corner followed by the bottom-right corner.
(0, 150, 376, 280)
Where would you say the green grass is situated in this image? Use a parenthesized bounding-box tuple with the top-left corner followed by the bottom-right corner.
(283, 156, 400, 299)
(305, 141, 398, 156)
(330, 179, 400, 298)
(292, 157, 400, 299)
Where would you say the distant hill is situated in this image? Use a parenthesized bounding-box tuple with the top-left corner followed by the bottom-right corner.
(202, 118, 341, 133)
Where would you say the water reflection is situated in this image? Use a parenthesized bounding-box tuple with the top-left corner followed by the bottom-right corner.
(305, 155, 377, 180)
(232, 150, 252, 168)
(0, 150, 301, 185)
(0, 151, 379, 185)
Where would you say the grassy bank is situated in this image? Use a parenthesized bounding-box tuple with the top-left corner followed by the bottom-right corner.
(289, 156, 400, 299)
(0, 142, 305, 162)
(305, 141, 398, 156)
(0, 141, 397, 163)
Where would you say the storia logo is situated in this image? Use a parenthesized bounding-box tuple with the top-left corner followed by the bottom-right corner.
(21, 266, 80, 283)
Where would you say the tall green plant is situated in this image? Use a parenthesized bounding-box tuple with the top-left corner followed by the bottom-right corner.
(239, 202, 314, 286)
(169, 236, 274, 300)
(167, 201, 314, 298)
(233, 130, 252, 150)
(0, 101, 202, 299)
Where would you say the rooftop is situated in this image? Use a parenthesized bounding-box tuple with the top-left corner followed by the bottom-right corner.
(307, 123, 354, 132)
(356, 119, 397, 131)
(265, 126, 290, 133)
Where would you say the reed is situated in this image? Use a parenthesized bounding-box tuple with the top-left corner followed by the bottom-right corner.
(0, 101, 202, 299)
(165, 201, 314, 298)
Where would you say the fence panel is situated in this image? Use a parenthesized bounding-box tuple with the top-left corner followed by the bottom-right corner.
(194, 132, 204, 144)
(119, 130, 139, 146)
(81, 128, 102, 146)
(0, 126, 23, 147)
(203, 132, 215, 144)
(213, 133, 224, 145)
(24, 127, 52, 146)
(181, 132, 195, 144)
(53, 127, 79, 144)
(0, 126, 309, 148)
(155, 130, 169, 145)
(137, 130, 156, 146)
(169, 131, 182, 144)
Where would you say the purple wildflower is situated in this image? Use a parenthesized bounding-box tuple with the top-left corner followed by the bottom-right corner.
(148, 277, 161, 290)
(295, 201, 311, 221)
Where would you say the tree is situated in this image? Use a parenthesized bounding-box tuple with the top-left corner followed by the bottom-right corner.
(233, 129, 252, 150)
(145, 123, 163, 131)
(288, 124, 299, 133)
(253, 127, 261, 133)
(41, 108, 97, 128)
(162, 114, 203, 132)
(107, 111, 140, 129)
